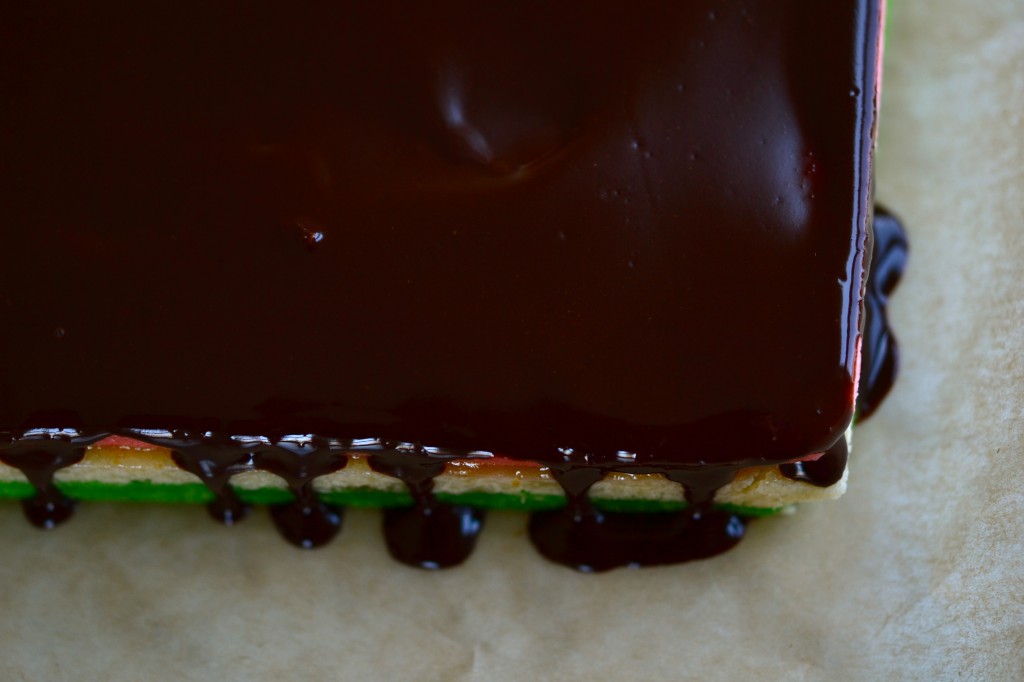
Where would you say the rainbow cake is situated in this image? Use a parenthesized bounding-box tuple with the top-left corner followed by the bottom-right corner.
(0, 0, 906, 570)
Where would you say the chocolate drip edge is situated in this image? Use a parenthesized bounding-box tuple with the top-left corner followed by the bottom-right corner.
(780, 207, 907, 488)
(0, 210, 906, 570)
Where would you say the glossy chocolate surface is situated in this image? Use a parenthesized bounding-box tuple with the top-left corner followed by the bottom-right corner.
(2, 0, 878, 464)
(0, 1, 895, 569)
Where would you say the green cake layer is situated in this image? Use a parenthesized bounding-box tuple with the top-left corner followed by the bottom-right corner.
(0, 479, 783, 518)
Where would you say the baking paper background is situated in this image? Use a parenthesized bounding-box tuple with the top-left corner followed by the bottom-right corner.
(1, 2, 1021, 679)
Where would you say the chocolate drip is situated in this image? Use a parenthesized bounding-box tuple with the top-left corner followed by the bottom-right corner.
(144, 431, 350, 547)
(529, 464, 744, 572)
(857, 208, 909, 419)
(779, 436, 849, 488)
(157, 433, 255, 526)
(251, 437, 347, 549)
(369, 447, 484, 569)
(0, 431, 103, 528)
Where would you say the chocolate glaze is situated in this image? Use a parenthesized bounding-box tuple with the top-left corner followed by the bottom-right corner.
(0, 1, 897, 569)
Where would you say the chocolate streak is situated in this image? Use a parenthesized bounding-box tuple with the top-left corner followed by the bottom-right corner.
(0, 1, 899, 570)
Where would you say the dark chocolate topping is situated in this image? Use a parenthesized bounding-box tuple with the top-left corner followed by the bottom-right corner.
(0, 1, 895, 569)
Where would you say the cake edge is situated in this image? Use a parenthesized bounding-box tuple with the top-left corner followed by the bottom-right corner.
(0, 428, 850, 515)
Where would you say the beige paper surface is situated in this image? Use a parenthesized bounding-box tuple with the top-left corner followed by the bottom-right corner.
(1, 2, 1022, 679)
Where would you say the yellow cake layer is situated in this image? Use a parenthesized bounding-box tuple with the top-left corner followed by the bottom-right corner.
(0, 434, 849, 510)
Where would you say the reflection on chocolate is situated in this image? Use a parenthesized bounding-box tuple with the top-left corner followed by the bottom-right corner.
(0, 1, 900, 569)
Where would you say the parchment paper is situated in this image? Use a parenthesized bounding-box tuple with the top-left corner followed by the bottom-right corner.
(1, 2, 1021, 679)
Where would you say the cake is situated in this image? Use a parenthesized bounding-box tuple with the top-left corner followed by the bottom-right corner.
(0, 0, 906, 570)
